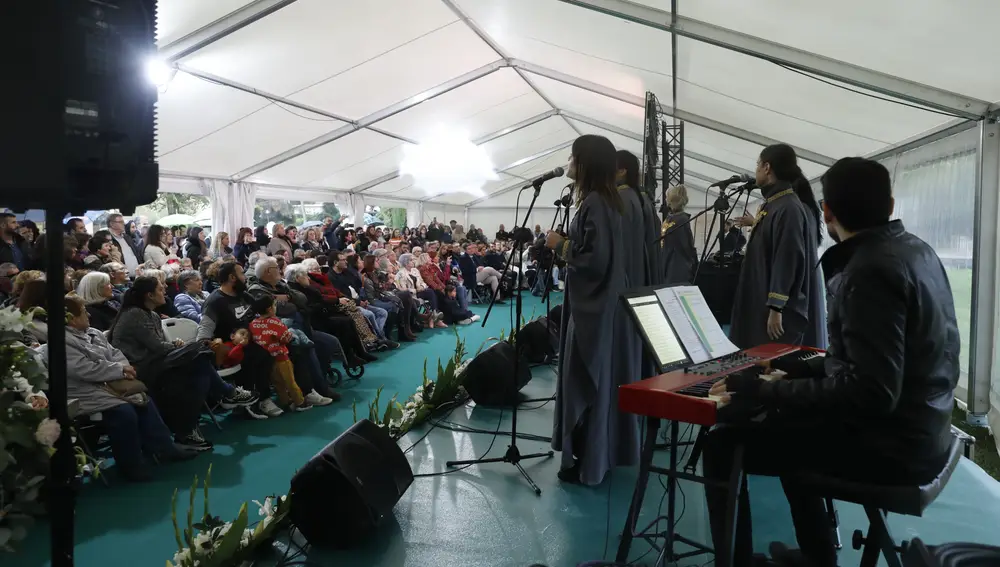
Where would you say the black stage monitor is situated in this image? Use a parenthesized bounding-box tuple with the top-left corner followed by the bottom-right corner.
(622, 287, 692, 373)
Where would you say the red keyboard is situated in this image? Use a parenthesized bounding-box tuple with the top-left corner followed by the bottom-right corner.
(618, 344, 824, 426)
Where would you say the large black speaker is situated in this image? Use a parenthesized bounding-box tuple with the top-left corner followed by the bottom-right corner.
(289, 419, 413, 548)
(463, 340, 532, 406)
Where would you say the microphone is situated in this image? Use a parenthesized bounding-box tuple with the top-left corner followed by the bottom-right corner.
(552, 199, 564, 207)
(559, 193, 573, 207)
(710, 173, 753, 188)
(524, 166, 565, 189)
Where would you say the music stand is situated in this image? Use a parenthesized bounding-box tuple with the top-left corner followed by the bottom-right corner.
(447, 179, 554, 494)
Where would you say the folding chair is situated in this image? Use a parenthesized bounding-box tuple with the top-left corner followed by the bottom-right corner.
(161, 318, 199, 343)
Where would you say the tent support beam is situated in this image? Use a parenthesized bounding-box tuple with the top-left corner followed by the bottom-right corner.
(177, 65, 417, 145)
(968, 118, 999, 418)
(350, 110, 560, 194)
(159, 0, 302, 63)
(231, 60, 506, 181)
(438, 0, 584, 138)
(452, 141, 575, 205)
(554, 0, 989, 120)
(558, 111, 753, 177)
(512, 60, 836, 167)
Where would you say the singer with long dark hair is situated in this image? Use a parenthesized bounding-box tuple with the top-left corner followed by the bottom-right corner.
(660, 185, 698, 284)
(730, 143, 826, 349)
(615, 150, 662, 286)
(545, 135, 638, 486)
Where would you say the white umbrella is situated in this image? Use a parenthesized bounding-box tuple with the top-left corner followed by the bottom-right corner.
(155, 213, 196, 226)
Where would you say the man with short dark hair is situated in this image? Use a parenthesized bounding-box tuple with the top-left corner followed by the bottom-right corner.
(65, 217, 87, 235)
(0, 213, 31, 270)
(703, 157, 960, 567)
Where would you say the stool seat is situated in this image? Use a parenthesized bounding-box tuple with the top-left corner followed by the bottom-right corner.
(797, 435, 963, 517)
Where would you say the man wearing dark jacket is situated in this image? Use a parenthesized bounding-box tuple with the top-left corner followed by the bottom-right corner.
(0, 213, 32, 270)
(703, 157, 960, 567)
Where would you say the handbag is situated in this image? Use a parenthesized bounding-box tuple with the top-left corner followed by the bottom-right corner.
(103, 379, 150, 406)
(161, 341, 214, 369)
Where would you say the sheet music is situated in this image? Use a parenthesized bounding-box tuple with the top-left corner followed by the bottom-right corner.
(626, 297, 687, 367)
(654, 288, 711, 363)
(672, 286, 740, 359)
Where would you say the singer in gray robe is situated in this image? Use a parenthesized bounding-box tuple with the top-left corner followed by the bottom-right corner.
(661, 211, 698, 284)
(551, 190, 639, 486)
(730, 181, 824, 349)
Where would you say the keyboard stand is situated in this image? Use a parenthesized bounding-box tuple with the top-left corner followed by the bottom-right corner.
(616, 418, 747, 567)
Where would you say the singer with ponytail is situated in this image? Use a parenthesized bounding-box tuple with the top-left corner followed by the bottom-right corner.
(730, 143, 826, 350)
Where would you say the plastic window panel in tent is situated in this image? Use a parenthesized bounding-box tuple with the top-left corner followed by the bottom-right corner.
(674, 37, 951, 158)
(679, 0, 1000, 103)
(288, 21, 500, 119)
(456, 0, 672, 95)
(178, 0, 457, 98)
(156, 0, 257, 46)
(158, 104, 341, 178)
(526, 74, 646, 135)
(246, 130, 401, 187)
(480, 117, 577, 170)
(307, 143, 409, 189)
(373, 68, 548, 141)
(156, 72, 272, 156)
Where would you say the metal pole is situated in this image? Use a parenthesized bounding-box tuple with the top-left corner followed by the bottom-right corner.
(46, 207, 75, 567)
(968, 118, 999, 424)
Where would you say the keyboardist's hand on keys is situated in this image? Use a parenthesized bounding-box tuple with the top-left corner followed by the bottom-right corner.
(710, 368, 765, 398)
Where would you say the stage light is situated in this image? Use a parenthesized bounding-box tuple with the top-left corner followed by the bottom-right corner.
(145, 58, 177, 92)
(399, 128, 498, 197)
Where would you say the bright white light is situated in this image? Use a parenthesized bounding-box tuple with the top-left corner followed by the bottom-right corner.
(399, 128, 498, 197)
(145, 58, 177, 91)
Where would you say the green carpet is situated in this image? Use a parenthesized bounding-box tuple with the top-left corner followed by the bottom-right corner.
(15, 294, 1000, 566)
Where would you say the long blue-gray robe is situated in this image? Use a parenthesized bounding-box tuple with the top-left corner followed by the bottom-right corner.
(729, 181, 825, 349)
(552, 190, 639, 486)
(661, 211, 698, 284)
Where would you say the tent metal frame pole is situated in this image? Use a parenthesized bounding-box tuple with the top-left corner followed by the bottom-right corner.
(512, 59, 836, 167)
(553, 0, 989, 120)
(349, 110, 559, 194)
(968, 118, 999, 422)
(231, 61, 505, 180)
(159, 0, 303, 63)
(432, 141, 575, 204)
(559, 110, 753, 177)
(438, 0, 584, 138)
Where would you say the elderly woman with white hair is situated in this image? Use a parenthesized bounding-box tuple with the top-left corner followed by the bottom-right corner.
(76, 271, 121, 331)
(660, 184, 698, 284)
(174, 269, 209, 323)
(396, 253, 444, 328)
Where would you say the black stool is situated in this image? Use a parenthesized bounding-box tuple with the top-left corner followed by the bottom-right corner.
(797, 435, 964, 567)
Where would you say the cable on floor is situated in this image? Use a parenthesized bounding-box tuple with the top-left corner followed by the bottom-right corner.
(412, 407, 505, 478)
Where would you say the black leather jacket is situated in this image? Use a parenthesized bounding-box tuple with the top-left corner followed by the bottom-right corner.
(759, 220, 960, 481)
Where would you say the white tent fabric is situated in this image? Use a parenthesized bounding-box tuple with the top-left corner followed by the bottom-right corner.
(154, 0, 1000, 449)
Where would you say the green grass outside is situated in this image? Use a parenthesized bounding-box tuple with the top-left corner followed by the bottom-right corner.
(944, 268, 1000, 480)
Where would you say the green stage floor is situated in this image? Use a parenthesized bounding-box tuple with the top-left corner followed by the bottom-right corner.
(16, 294, 1000, 566)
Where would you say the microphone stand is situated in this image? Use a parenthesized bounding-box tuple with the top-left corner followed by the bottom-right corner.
(692, 184, 750, 282)
(450, 179, 554, 495)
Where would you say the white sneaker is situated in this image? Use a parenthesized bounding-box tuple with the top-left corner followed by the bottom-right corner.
(242, 404, 268, 420)
(290, 402, 313, 412)
(305, 390, 333, 406)
(557, 282, 564, 291)
(470, 314, 481, 323)
(258, 398, 284, 417)
(458, 318, 472, 325)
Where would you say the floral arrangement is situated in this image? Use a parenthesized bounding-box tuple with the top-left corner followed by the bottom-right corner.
(0, 307, 54, 552)
(354, 328, 471, 438)
(168, 465, 289, 567)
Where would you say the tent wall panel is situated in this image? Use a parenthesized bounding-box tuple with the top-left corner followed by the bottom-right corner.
(156, 0, 257, 47)
(247, 130, 401, 188)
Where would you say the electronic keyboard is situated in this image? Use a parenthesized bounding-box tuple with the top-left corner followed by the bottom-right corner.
(618, 344, 825, 426)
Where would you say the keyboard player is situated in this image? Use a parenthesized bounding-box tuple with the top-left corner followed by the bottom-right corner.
(701, 158, 960, 567)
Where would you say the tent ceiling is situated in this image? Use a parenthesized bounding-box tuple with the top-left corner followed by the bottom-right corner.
(156, 0, 1000, 208)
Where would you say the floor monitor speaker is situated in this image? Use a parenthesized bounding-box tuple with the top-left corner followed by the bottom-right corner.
(289, 419, 413, 548)
(463, 340, 532, 406)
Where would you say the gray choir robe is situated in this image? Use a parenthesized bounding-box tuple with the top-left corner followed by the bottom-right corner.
(661, 211, 698, 284)
(636, 187, 664, 286)
(729, 181, 825, 349)
(552, 191, 641, 486)
(620, 185, 662, 381)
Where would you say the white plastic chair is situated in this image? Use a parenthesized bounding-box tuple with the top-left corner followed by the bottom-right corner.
(161, 318, 199, 343)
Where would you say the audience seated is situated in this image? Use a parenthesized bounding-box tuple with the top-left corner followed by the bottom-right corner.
(174, 269, 209, 322)
(76, 271, 121, 331)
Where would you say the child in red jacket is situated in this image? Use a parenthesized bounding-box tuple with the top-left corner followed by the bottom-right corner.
(249, 294, 311, 412)
(211, 328, 250, 369)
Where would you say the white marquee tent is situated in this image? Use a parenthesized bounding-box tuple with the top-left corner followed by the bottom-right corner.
(155, 0, 1000, 436)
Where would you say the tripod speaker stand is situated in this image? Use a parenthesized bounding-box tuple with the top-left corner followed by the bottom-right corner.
(446, 179, 555, 495)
